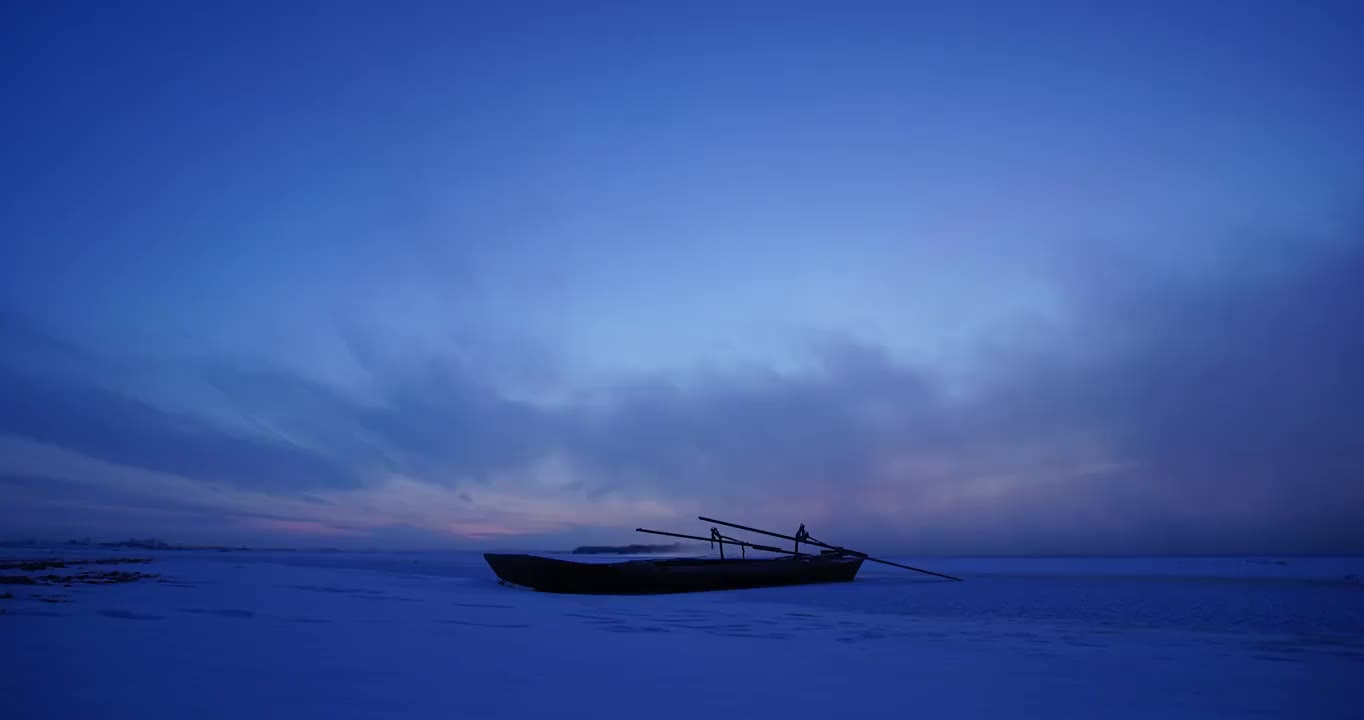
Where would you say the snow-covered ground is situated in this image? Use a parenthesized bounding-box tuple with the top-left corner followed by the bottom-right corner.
(3, 549, 1360, 719)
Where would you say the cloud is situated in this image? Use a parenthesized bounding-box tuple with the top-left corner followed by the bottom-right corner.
(935, 234, 1364, 552)
(0, 434, 676, 547)
(0, 312, 363, 493)
(551, 232, 1364, 552)
(1, 230, 1360, 552)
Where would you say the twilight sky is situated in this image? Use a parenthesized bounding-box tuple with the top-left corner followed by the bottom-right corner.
(2, 1, 1361, 553)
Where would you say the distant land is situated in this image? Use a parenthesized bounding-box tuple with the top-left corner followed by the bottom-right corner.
(0, 537, 275, 552)
(571, 543, 684, 555)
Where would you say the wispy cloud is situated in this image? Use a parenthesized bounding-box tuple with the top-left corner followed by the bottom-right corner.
(1, 227, 1361, 552)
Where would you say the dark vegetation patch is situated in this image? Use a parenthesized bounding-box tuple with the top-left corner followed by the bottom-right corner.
(0, 558, 152, 572)
(99, 609, 164, 621)
(34, 570, 158, 585)
(0, 558, 159, 589)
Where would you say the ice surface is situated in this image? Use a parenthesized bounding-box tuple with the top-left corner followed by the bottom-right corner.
(2, 549, 1360, 719)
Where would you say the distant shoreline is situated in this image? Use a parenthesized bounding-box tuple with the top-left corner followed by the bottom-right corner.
(0, 539, 274, 552)
(571, 543, 684, 555)
(1, 538, 1359, 559)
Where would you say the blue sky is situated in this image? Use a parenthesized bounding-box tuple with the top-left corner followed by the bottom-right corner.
(2, 1, 1361, 552)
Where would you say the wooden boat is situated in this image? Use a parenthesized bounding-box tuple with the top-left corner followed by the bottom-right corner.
(482, 516, 962, 595)
(483, 551, 863, 595)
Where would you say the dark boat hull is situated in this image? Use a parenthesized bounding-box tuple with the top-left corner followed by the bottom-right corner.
(483, 553, 864, 595)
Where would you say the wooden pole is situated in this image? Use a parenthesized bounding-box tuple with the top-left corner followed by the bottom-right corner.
(697, 516, 964, 582)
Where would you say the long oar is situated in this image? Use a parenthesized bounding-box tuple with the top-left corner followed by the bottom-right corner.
(698, 516, 963, 581)
(635, 527, 792, 556)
